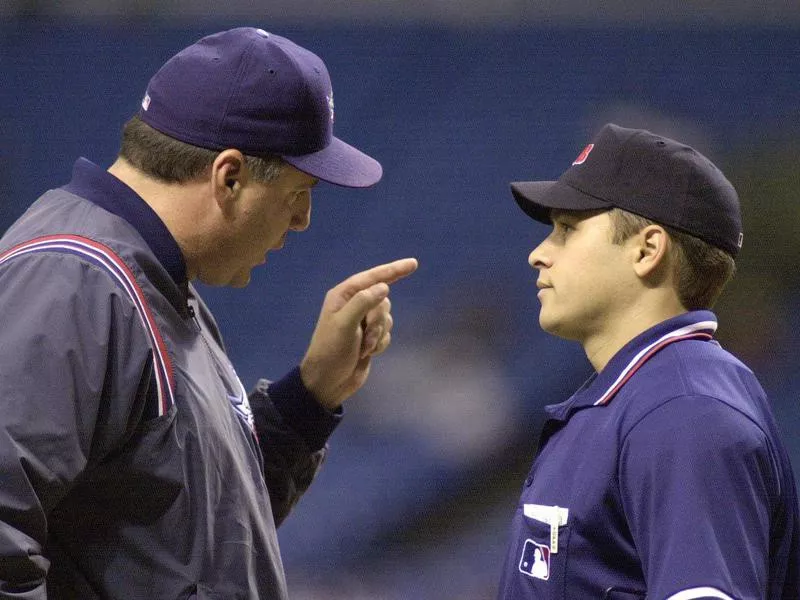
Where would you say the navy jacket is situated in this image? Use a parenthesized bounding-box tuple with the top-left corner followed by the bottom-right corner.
(0, 159, 341, 599)
(498, 312, 799, 599)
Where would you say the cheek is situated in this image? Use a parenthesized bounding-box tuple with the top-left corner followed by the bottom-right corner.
(553, 251, 607, 301)
(245, 205, 282, 240)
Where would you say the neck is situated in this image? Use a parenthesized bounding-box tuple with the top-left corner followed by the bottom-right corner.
(107, 158, 208, 279)
(583, 297, 686, 373)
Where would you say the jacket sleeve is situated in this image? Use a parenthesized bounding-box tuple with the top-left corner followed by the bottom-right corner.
(0, 252, 152, 597)
(619, 394, 777, 600)
(249, 367, 342, 526)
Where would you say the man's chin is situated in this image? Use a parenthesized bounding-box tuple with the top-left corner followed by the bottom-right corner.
(540, 316, 584, 343)
(539, 313, 569, 339)
(539, 318, 558, 336)
(228, 272, 252, 288)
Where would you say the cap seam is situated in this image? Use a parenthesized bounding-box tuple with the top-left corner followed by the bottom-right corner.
(611, 129, 644, 200)
(680, 147, 699, 236)
(277, 39, 320, 152)
(218, 34, 259, 148)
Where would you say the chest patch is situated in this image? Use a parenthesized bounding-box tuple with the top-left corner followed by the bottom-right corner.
(519, 539, 550, 580)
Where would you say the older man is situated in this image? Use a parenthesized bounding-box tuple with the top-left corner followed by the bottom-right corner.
(0, 27, 416, 599)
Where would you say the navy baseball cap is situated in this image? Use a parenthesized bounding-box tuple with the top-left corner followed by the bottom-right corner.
(138, 27, 382, 188)
(510, 123, 743, 257)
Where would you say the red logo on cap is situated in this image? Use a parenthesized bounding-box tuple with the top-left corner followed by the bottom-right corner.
(572, 143, 594, 165)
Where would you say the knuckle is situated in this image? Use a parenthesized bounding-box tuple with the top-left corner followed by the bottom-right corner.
(381, 332, 392, 347)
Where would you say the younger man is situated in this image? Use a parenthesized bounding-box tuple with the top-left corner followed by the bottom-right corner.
(498, 123, 799, 599)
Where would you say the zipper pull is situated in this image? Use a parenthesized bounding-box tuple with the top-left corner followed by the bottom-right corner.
(187, 304, 201, 331)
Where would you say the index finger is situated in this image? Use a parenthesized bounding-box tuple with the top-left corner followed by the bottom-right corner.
(336, 258, 419, 299)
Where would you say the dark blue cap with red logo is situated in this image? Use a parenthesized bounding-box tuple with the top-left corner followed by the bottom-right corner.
(511, 123, 743, 257)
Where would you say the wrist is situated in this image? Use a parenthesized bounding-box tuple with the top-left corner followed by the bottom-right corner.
(299, 358, 339, 411)
(267, 366, 343, 451)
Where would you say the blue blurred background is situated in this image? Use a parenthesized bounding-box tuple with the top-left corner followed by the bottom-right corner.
(2, 5, 799, 598)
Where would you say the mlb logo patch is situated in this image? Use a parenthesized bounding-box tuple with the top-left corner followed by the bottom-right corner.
(519, 539, 550, 580)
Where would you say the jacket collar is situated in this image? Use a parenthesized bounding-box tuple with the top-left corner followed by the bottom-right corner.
(61, 158, 187, 286)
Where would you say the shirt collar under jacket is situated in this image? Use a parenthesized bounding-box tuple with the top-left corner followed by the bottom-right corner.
(62, 158, 187, 285)
(544, 310, 719, 422)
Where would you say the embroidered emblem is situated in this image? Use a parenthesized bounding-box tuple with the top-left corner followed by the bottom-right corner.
(228, 380, 255, 434)
(327, 92, 335, 122)
(572, 143, 594, 165)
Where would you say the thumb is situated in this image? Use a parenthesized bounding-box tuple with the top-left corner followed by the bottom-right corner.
(336, 282, 389, 328)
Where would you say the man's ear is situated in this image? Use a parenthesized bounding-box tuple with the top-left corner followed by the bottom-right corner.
(210, 149, 247, 211)
(632, 225, 671, 281)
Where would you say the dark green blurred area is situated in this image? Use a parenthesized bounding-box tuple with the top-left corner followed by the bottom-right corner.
(717, 139, 800, 378)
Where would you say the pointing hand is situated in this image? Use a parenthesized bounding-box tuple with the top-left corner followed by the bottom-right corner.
(300, 258, 418, 410)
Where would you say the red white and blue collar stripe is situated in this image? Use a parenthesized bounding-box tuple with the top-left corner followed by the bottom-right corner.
(0, 234, 176, 416)
(593, 319, 717, 407)
(62, 158, 187, 286)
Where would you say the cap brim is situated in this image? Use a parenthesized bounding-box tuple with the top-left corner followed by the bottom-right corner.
(510, 180, 611, 223)
(282, 136, 382, 188)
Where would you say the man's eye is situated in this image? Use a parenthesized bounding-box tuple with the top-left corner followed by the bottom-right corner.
(556, 222, 573, 234)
